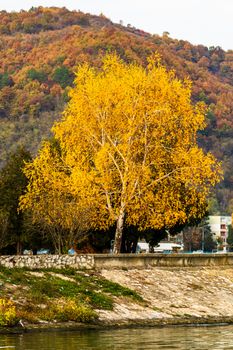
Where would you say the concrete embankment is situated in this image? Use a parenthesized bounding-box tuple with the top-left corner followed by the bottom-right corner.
(99, 265, 233, 327)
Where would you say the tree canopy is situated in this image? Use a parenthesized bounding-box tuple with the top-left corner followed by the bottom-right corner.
(20, 54, 222, 253)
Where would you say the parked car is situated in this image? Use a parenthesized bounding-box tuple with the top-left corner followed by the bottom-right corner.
(37, 248, 50, 255)
(23, 249, 33, 255)
(68, 247, 76, 255)
(136, 242, 149, 253)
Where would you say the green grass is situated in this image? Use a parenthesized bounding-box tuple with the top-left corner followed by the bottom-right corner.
(0, 266, 29, 284)
(36, 267, 77, 276)
(0, 266, 144, 324)
(93, 278, 144, 302)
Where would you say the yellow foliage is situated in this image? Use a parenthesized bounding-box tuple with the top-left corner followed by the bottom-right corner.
(0, 298, 18, 326)
(20, 54, 222, 249)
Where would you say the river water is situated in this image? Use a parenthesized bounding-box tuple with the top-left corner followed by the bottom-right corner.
(1, 325, 233, 349)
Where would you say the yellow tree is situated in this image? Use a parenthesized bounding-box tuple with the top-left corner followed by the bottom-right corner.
(20, 54, 222, 253)
(20, 140, 91, 253)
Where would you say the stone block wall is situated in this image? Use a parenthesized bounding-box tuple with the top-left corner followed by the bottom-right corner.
(0, 254, 94, 269)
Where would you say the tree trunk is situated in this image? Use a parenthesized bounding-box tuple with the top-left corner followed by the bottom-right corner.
(121, 229, 139, 253)
(113, 208, 125, 254)
(16, 239, 22, 255)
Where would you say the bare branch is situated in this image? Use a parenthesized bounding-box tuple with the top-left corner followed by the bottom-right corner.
(105, 133, 126, 164)
(87, 131, 125, 186)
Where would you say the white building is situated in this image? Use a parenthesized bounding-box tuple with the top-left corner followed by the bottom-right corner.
(208, 215, 232, 246)
(137, 241, 183, 253)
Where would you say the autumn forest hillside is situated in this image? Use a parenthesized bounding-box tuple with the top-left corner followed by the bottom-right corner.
(1, 7, 233, 213)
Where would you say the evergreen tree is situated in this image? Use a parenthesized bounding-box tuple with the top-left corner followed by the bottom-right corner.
(0, 147, 32, 254)
(202, 217, 217, 252)
(227, 224, 233, 251)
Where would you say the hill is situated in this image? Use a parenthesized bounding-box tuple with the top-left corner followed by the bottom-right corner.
(0, 6, 233, 213)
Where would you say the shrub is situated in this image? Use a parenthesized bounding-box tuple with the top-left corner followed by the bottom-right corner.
(0, 73, 14, 89)
(52, 66, 74, 88)
(0, 298, 19, 326)
(42, 299, 98, 323)
(56, 300, 98, 322)
(27, 68, 47, 83)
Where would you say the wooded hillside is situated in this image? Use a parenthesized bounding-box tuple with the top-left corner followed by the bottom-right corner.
(1, 6, 233, 213)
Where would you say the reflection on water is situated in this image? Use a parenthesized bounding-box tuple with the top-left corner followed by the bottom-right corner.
(1, 325, 233, 350)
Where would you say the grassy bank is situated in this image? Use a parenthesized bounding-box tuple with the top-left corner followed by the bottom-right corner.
(3, 265, 233, 333)
(0, 266, 144, 328)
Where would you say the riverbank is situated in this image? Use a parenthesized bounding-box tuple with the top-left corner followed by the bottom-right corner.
(1, 265, 233, 333)
(2, 316, 233, 335)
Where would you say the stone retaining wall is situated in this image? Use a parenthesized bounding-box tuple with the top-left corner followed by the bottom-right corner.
(1, 253, 233, 269)
(0, 254, 94, 269)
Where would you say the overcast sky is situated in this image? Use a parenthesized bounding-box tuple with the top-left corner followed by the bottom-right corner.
(1, 0, 232, 51)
